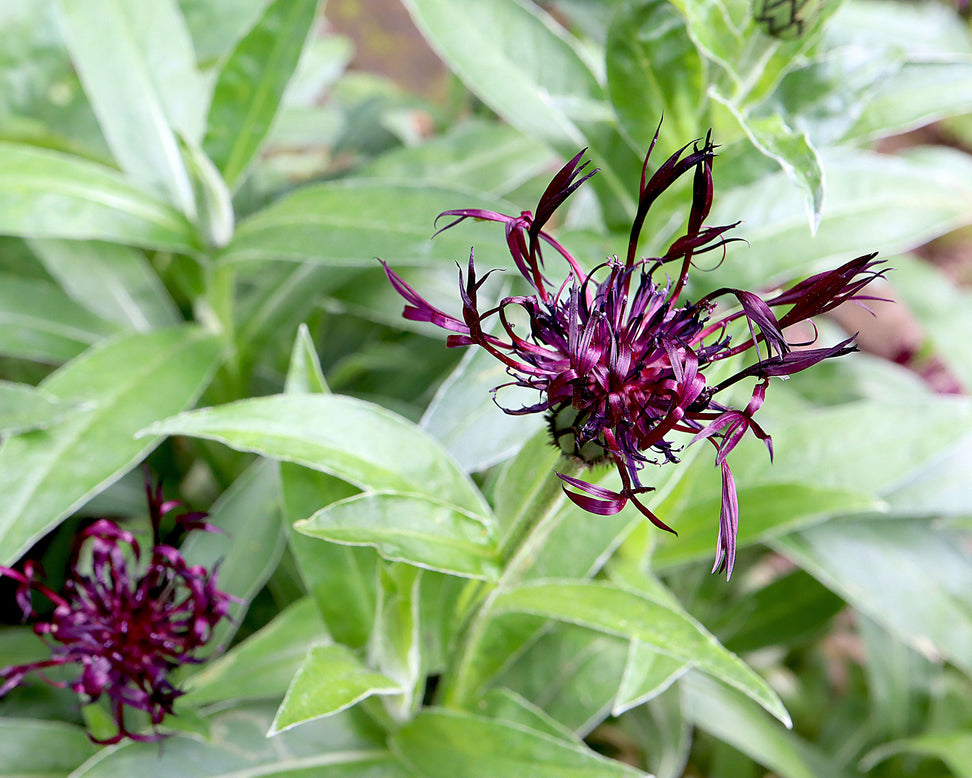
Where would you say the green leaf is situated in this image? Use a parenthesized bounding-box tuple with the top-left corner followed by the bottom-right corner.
(183, 597, 327, 707)
(362, 121, 556, 198)
(420, 341, 545, 473)
(28, 239, 180, 331)
(180, 139, 235, 249)
(707, 146, 972, 290)
(683, 673, 860, 778)
(606, 0, 706, 156)
(56, 0, 202, 215)
(494, 580, 790, 726)
(498, 624, 629, 734)
(297, 492, 499, 580)
(774, 517, 972, 678)
(284, 322, 329, 394)
(476, 687, 582, 743)
(727, 396, 972, 496)
(400, 0, 636, 218)
(0, 380, 82, 434)
(862, 731, 972, 778)
(143, 393, 491, 516)
(281, 462, 376, 649)
(0, 143, 200, 252)
(0, 326, 221, 564)
(204, 0, 319, 189)
(180, 0, 273, 63)
(890, 253, 972, 393)
(391, 709, 648, 778)
(714, 97, 825, 232)
(219, 180, 510, 267)
(652, 481, 880, 570)
(269, 644, 400, 734)
(0, 274, 119, 363)
(0, 718, 97, 776)
(181, 459, 287, 648)
(368, 564, 423, 722)
(72, 701, 407, 777)
(614, 642, 690, 716)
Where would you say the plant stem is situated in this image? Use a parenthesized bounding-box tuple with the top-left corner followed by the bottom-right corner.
(437, 456, 586, 709)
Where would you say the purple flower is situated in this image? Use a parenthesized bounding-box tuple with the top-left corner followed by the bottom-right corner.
(0, 475, 234, 743)
(382, 129, 885, 579)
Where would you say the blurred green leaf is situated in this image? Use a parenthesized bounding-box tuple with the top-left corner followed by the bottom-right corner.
(606, 0, 705, 155)
(143, 393, 491, 516)
(683, 673, 860, 778)
(181, 459, 288, 648)
(56, 0, 203, 215)
(72, 701, 405, 777)
(219, 180, 510, 267)
(0, 380, 82, 434)
(181, 139, 235, 249)
(708, 147, 972, 290)
(269, 644, 400, 734)
(0, 717, 97, 776)
(297, 492, 499, 580)
(203, 0, 319, 189)
(494, 580, 790, 726)
(183, 597, 327, 707)
(891, 253, 972, 392)
(400, 0, 637, 220)
(862, 731, 972, 778)
(774, 517, 972, 678)
(28, 239, 180, 331)
(653, 481, 880, 570)
(714, 98, 824, 231)
(283, 322, 329, 394)
(420, 337, 545, 473)
(709, 568, 846, 654)
(362, 121, 556, 198)
(179, 0, 272, 63)
(0, 143, 199, 252)
(391, 709, 648, 778)
(0, 274, 118, 363)
(0, 326, 221, 564)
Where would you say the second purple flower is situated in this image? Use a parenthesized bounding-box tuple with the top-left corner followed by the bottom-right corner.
(383, 130, 885, 578)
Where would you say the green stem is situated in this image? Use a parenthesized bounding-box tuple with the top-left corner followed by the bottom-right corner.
(437, 456, 586, 709)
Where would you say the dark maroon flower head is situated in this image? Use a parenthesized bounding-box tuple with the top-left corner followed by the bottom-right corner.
(382, 127, 886, 579)
(0, 475, 234, 744)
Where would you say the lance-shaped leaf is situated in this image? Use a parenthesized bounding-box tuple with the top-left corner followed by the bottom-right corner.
(297, 492, 499, 580)
(56, 0, 201, 215)
(391, 709, 649, 778)
(204, 0, 320, 189)
(269, 644, 400, 734)
(0, 143, 199, 252)
(493, 579, 790, 726)
(0, 380, 83, 434)
(0, 327, 221, 564)
(142, 393, 491, 518)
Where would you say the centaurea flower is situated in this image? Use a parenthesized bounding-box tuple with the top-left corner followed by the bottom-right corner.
(382, 129, 885, 578)
(0, 476, 233, 743)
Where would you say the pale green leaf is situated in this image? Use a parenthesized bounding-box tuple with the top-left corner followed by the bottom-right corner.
(203, 0, 319, 189)
(269, 644, 400, 734)
(56, 0, 201, 214)
(143, 393, 490, 516)
(297, 492, 499, 580)
(183, 598, 327, 707)
(0, 143, 199, 252)
(0, 718, 97, 777)
(0, 327, 221, 564)
(494, 579, 790, 725)
(0, 380, 83, 434)
(28, 239, 180, 331)
(391, 709, 648, 778)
